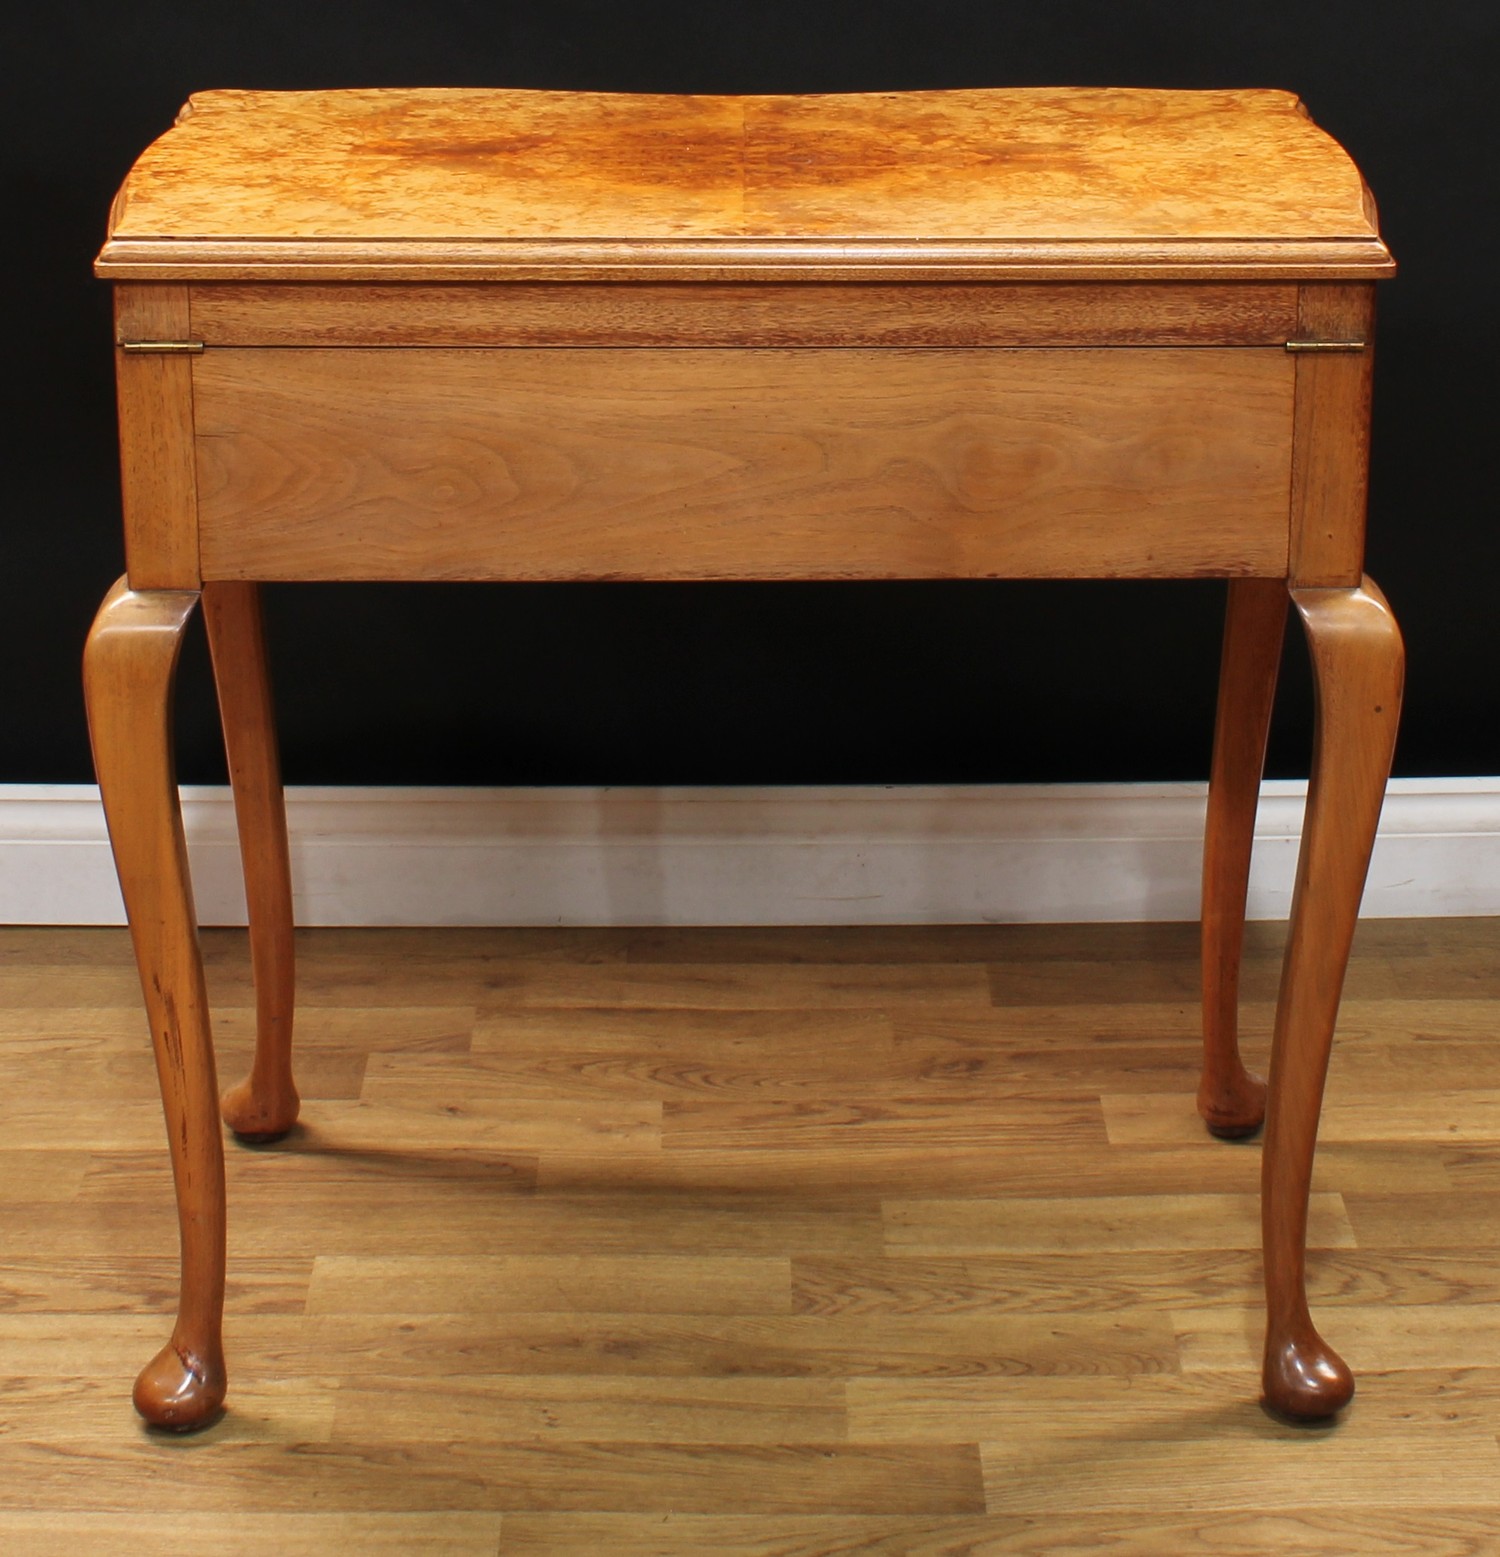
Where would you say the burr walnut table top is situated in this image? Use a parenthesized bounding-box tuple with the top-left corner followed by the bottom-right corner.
(96, 86, 1394, 283)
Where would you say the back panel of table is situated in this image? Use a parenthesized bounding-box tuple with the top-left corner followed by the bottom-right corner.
(192, 345, 1294, 583)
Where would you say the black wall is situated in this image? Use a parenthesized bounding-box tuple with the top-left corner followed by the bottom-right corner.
(4, 2, 1495, 787)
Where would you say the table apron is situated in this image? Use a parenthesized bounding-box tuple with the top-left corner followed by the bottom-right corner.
(186, 281, 1301, 349)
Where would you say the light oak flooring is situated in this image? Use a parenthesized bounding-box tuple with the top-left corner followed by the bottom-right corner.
(2, 918, 1499, 1555)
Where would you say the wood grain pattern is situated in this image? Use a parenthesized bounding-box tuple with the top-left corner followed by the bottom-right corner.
(1181, 1305, 1500, 1376)
(112, 287, 199, 588)
(0, 1515, 505, 1556)
(848, 1368, 1500, 1438)
(4, 920, 1500, 1547)
(305, 1254, 793, 1316)
(882, 1193, 1356, 1255)
(534, 1141, 1446, 1201)
(97, 88, 1393, 282)
(0, 1438, 987, 1515)
(1289, 284, 1377, 586)
(192, 346, 1295, 582)
(978, 1432, 1500, 1514)
(498, 1511, 1500, 1557)
(187, 281, 1300, 348)
(1107, 1091, 1500, 1147)
(331, 1375, 845, 1442)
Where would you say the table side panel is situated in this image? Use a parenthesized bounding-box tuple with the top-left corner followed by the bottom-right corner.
(193, 347, 1295, 582)
(1289, 284, 1376, 587)
(187, 283, 1299, 348)
(114, 285, 201, 588)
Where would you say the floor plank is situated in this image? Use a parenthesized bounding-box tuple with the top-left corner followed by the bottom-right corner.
(0, 1514, 506, 1557)
(881, 1192, 1355, 1254)
(495, 1511, 1500, 1557)
(332, 1375, 846, 1443)
(0, 1439, 987, 1515)
(305, 1254, 793, 1316)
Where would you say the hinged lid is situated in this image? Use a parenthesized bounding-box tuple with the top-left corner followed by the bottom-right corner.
(96, 86, 1394, 283)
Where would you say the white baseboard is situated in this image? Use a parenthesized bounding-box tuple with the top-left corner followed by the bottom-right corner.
(2, 779, 1498, 927)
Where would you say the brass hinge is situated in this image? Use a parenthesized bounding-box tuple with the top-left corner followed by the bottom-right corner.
(119, 339, 205, 355)
(1285, 339, 1366, 354)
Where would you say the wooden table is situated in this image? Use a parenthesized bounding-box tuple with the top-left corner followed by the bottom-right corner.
(90, 86, 1400, 1431)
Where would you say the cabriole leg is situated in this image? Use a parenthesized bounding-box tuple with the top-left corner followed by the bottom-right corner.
(203, 582, 299, 1142)
(1199, 578, 1286, 1138)
(84, 578, 227, 1430)
(1261, 577, 1403, 1419)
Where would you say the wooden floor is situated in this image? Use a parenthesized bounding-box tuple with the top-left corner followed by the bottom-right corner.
(2, 919, 1499, 1555)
